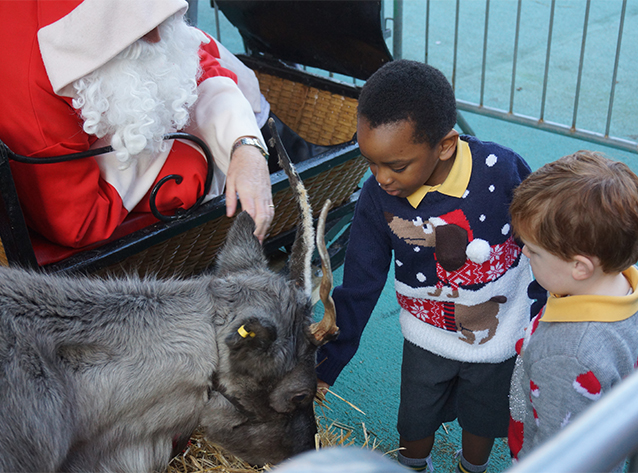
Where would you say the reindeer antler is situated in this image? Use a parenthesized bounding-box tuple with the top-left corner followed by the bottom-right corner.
(310, 199, 339, 343)
(267, 118, 338, 344)
(268, 118, 314, 298)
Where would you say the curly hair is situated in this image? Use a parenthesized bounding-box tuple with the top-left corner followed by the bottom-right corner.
(510, 151, 638, 273)
(72, 13, 203, 168)
(357, 59, 457, 147)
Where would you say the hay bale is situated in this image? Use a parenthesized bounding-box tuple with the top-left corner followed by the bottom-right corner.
(167, 394, 377, 473)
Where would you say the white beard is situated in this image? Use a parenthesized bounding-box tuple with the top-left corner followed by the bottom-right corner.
(72, 14, 206, 168)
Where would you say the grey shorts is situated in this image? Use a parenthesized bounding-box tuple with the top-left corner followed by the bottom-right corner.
(397, 340, 516, 441)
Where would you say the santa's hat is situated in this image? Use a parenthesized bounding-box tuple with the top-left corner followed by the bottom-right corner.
(38, 0, 189, 97)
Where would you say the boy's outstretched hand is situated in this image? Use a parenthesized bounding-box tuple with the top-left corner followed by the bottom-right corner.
(317, 379, 330, 396)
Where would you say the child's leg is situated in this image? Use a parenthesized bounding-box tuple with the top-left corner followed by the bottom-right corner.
(398, 435, 435, 472)
(456, 356, 517, 472)
(461, 430, 494, 465)
(397, 342, 461, 471)
(399, 435, 435, 459)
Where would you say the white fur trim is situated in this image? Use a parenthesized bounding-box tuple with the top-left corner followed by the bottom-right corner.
(466, 238, 491, 264)
(429, 216, 447, 227)
(38, 0, 188, 97)
(94, 137, 224, 211)
(90, 137, 171, 212)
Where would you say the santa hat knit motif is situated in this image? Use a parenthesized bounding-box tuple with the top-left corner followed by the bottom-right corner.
(431, 209, 491, 264)
(530, 380, 540, 398)
(573, 371, 602, 401)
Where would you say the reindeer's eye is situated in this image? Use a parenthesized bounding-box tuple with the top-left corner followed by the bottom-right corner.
(291, 393, 310, 404)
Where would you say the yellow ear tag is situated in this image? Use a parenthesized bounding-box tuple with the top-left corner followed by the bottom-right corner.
(238, 325, 256, 338)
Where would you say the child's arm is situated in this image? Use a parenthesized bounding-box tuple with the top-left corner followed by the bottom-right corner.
(315, 180, 393, 386)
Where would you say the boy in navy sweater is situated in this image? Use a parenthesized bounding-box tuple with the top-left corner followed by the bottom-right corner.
(316, 60, 533, 472)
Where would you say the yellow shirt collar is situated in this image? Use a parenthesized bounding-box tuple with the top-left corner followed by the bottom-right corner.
(407, 138, 472, 209)
(540, 266, 638, 323)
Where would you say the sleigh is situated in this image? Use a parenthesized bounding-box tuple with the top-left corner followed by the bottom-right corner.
(0, 1, 392, 278)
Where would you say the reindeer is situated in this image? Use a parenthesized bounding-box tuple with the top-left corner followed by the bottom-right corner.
(0, 119, 339, 472)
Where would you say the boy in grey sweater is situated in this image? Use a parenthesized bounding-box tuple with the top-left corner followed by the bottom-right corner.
(507, 151, 638, 470)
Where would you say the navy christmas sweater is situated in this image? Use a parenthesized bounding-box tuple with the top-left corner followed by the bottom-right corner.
(316, 136, 533, 385)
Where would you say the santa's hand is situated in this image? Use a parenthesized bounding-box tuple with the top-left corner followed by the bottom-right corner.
(225, 144, 274, 242)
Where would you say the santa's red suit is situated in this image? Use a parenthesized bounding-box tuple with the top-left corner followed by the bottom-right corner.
(0, 0, 266, 264)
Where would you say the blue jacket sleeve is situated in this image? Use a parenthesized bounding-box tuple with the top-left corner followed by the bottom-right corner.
(316, 179, 393, 385)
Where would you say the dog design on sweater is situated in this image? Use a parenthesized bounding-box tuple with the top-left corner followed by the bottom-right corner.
(385, 209, 518, 344)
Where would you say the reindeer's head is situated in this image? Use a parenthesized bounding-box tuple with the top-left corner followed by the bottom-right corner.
(199, 119, 338, 466)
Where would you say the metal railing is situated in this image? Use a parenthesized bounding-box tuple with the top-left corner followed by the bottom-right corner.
(389, 0, 637, 155)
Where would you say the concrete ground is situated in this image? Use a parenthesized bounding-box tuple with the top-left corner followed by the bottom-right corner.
(195, 1, 637, 471)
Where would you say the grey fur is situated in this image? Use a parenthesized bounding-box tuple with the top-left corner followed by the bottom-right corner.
(0, 212, 318, 472)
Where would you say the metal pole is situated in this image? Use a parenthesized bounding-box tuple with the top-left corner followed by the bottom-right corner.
(393, 0, 403, 60)
(212, 0, 221, 42)
(479, 0, 490, 107)
(539, 0, 556, 121)
(508, 0, 522, 114)
(572, 0, 591, 131)
(452, 0, 460, 90)
(424, 0, 430, 64)
(605, 0, 627, 138)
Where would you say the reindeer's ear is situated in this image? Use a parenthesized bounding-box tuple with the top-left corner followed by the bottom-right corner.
(225, 318, 278, 366)
(215, 212, 268, 275)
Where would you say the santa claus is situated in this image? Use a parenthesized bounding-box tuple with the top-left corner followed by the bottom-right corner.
(0, 0, 273, 264)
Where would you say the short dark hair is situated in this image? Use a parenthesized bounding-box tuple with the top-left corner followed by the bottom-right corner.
(357, 59, 457, 147)
(510, 151, 638, 273)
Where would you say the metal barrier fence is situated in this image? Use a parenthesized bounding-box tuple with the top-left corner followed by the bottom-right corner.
(507, 368, 638, 473)
(388, 0, 637, 155)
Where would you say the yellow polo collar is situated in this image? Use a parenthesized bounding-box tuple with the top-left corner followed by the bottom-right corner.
(407, 138, 472, 209)
(540, 266, 638, 323)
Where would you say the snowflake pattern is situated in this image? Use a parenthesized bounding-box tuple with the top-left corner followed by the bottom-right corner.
(396, 293, 454, 331)
(434, 236, 521, 290)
